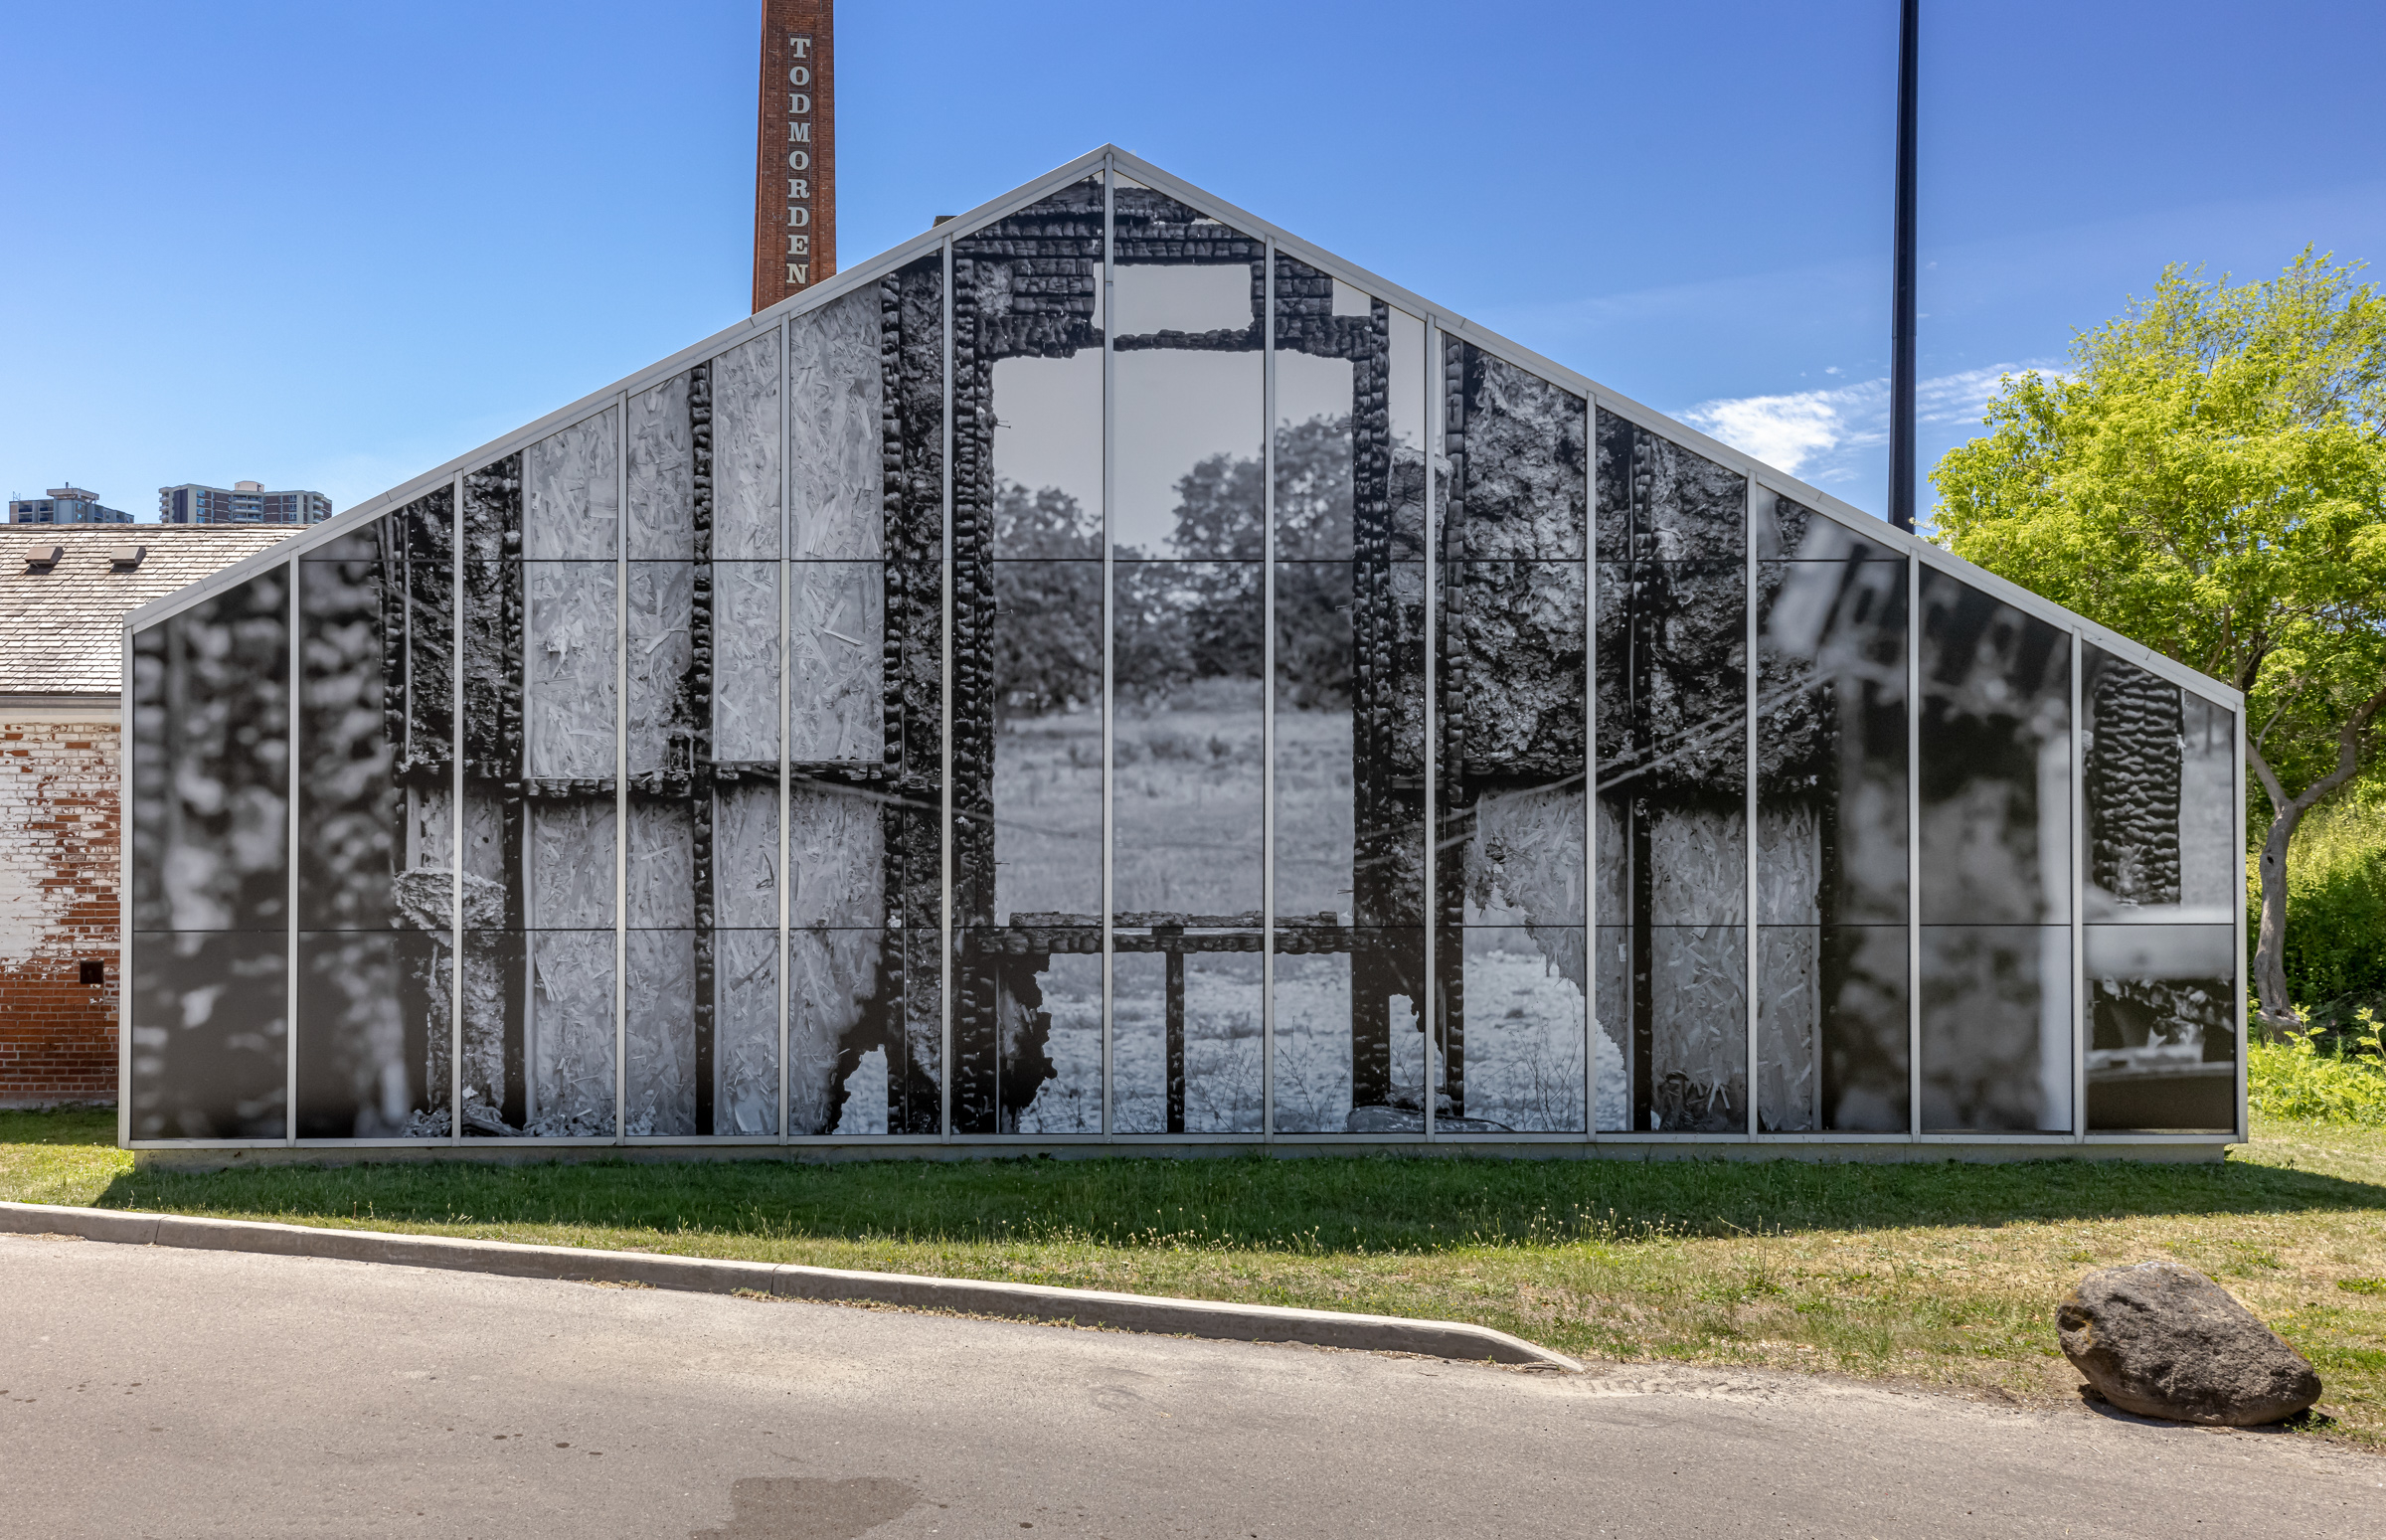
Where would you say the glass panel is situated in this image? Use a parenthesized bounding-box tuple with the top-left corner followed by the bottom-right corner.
(1754, 489, 1900, 563)
(788, 561, 884, 764)
(1434, 343, 1591, 1133)
(946, 180, 1108, 1134)
(622, 772, 783, 1136)
(714, 560, 781, 766)
(292, 500, 453, 1139)
(1272, 927, 1426, 1132)
(627, 371, 695, 560)
(528, 801, 614, 928)
(523, 407, 618, 559)
(524, 562, 617, 781)
(984, 557, 1102, 919)
(1752, 507, 1909, 1132)
(2083, 646, 2238, 922)
(1454, 927, 1587, 1132)
(297, 516, 441, 936)
(449, 930, 610, 1137)
(295, 930, 441, 1137)
(788, 926, 909, 1136)
(1113, 559, 1264, 917)
(1756, 545, 1907, 928)
(1918, 567, 2072, 925)
(1449, 348, 1586, 561)
(715, 928, 780, 1136)
(716, 782, 779, 930)
(130, 566, 291, 934)
(128, 932, 286, 1139)
(1756, 924, 1909, 1132)
(1112, 945, 1263, 1134)
(956, 929, 1102, 1134)
(1921, 924, 2074, 1131)
(1594, 414, 1750, 1132)
(789, 286, 886, 561)
(626, 928, 696, 1133)
(2087, 924, 2235, 1131)
(711, 331, 782, 561)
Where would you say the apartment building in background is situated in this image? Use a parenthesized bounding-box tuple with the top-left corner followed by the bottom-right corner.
(9, 487, 132, 524)
(157, 480, 332, 524)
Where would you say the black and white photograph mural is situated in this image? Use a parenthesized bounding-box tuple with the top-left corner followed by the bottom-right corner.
(123, 149, 2244, 1148)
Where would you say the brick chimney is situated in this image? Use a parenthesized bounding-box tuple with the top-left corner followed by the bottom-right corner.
(753, 0, 836, 312)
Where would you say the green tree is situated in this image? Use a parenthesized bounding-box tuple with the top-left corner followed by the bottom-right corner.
(1932, 252, 2386, 1029)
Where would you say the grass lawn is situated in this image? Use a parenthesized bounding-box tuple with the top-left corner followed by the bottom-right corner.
(6, 1109, 2383, 1449)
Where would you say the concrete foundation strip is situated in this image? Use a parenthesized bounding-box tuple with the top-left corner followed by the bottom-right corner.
(0, 1201, 1581, 1371)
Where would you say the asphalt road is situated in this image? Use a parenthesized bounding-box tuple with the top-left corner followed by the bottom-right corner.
(2, 1233, 2379, 1539)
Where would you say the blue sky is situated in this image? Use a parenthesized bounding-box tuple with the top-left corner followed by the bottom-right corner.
(5, 0, 2381, 526)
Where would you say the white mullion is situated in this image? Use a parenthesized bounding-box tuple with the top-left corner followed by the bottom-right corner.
(939, 238, 955, 1142)
(1423, 322, 1439, 1145)
(118, 625, 132, 1148)
(1101, 159, 1116, 1142)
(614, 394, 629, 1145)
(1906, 551, 1922, 1139)
(285, 559, 299, 1144)
(2071, 630, 2086, 1142)
(1584, 397, 1598, 1142)
(1745, 476, 1758, 1140)
(451, 473, 465, 1147)
(779, 323, 793, 1145)
(1261, 237, 1277, 1142)
(2233, 700, 2248, 1142)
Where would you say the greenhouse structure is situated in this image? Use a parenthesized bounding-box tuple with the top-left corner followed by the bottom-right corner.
(120, 148, 2246, 1155)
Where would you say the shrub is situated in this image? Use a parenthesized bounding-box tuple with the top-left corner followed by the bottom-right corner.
(2248, 1011, 2386, 1124)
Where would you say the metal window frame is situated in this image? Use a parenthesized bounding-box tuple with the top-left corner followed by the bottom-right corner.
(118, 145, 2248, 1153)
(450, 472, 464, 1148)
(778, 319, 793, 1145)
(616, 390, 630, 1144)
(1585, 399, 1600, 1141)
(2071, 630, 2087, 1143)
(939, 235, 956, 1143)
(1907, 549, 1923, 1139)
(1422, 319, 1439, 1146)
(1261, 234, 1278, 1143)
(285, 559, 300, 1143)
(1101, 156, 1117, 1142)
(1743, 475, 1759, 1141)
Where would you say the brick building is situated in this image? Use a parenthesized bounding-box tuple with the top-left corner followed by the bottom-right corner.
(1, 525, 294, 1106)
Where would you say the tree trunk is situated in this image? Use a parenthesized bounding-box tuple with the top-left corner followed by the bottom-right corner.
(2246, 682, 2386, 1033)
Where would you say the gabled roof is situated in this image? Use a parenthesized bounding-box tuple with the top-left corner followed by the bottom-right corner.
(6, 525, 298, 701)
(120, 145, 2241, 709)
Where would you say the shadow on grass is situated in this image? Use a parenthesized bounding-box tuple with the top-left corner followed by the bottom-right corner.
(67, 1140, 2386, 1258)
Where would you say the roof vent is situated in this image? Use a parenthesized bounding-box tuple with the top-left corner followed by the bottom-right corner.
(26, 544, 64, 571)
(111, 543, 148, 570)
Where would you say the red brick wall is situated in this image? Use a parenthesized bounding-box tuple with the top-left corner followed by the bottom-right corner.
(0, 714, 119, 1108)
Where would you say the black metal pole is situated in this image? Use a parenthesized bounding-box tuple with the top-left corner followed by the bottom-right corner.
(1889, 0, 1919, 533)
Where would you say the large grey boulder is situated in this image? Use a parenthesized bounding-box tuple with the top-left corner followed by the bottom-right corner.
(2056, 1261, 2321, 1426)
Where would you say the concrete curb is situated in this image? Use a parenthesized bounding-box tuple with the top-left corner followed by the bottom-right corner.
(0, 1201, 1580, 1371)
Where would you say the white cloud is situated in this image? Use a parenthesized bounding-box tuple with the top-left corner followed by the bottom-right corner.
(1682, 362, 2050, 481)
(1681, 389, 1867, 475)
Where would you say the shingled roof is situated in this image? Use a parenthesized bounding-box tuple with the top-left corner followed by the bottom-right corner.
(1, 525, 299, 702)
